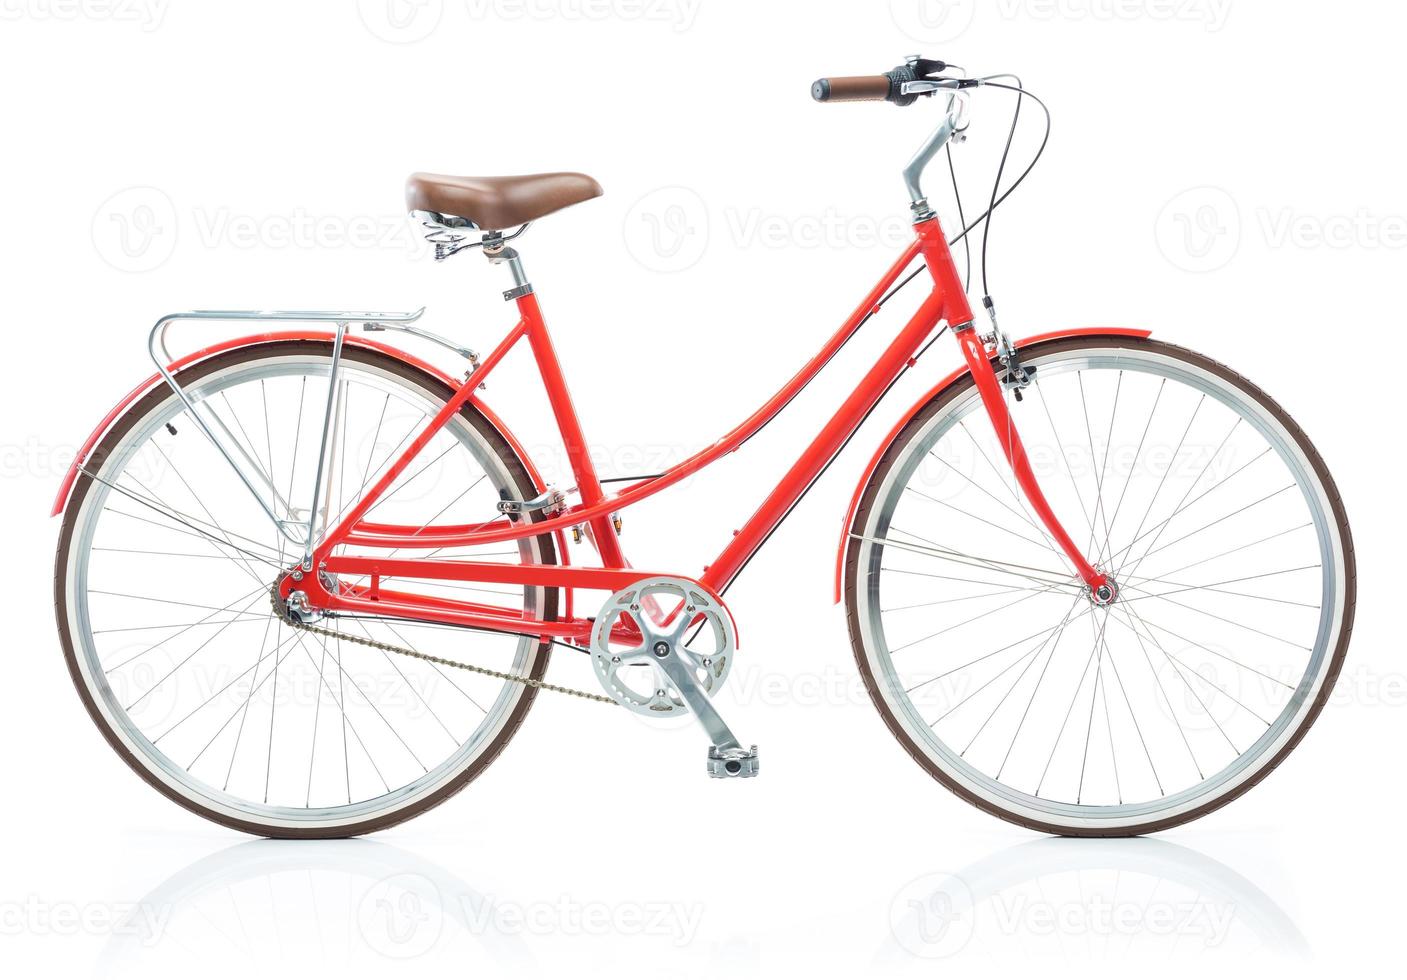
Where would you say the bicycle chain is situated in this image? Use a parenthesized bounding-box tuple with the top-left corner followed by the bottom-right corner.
(270, 588, 618, 706)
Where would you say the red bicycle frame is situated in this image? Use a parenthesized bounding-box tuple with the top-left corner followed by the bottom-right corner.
(291, 215, 1106, 644)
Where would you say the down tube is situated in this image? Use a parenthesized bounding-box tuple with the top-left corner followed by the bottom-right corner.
(702, 288, 946, 593)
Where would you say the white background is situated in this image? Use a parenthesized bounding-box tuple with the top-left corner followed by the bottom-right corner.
(1, 0, 1402, 975)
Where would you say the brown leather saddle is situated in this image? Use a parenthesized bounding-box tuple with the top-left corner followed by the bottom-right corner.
(406, 172, 603, 230)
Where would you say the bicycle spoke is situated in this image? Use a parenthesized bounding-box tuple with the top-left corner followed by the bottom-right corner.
(297, 631, 427, 774)
(1117, 605, 1266, 738)
(881, 565, 1076, 594)
(1123, 482, 1294, 574)
(1034, 618, 1103, 797)
(1119, 604, 1203, 780)
(903, 484, 1055, 554)
(148, 440, 270, 587)
(368, 634, 462, 746)
(928, 603, 1087, 726)
(305, 632, 330, 807)
(1034, 377, 1096, 542)
(1109, 395, 1206, 578)
(859, 530, 1077, 588)
(123, 590, 271, 711)
(1076, 615, 1108, 804)
(88, 471, 285, 569)
(927, 449, 1057, 548)
(956, 418, 1073, 571)
(1107, 439, 1266, 575)
(1151, 522, 1314, 581)
(888, 580, 1071, 655)
(1126, 607, 1297, 689)
(1100, 634, 1158, 798)
(365, 443, 458, 516)
(156, 622, 293, 747)
(101, 583, 269, 674)
(882, 584, 1030, 614)
(1076, 370, 1118, 564)
(1100, 379, 1165, 569)
(1118, 565, 1323, 610)
(964, 595, 1085, 759)
(905, 608, 1095, 695)
(92, 614, 271, 634)
(208, 614, 279, 782)
(185, 621, 298, 775)
(993, 595, 1088, 778)
(349, 619, 489, 715)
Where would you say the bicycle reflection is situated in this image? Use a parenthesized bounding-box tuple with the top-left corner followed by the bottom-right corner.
(93, 838, 534, 977)
(881, 836, 1308, 964)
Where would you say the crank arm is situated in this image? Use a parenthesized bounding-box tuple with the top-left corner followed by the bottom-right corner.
(652, 645, 759, 778)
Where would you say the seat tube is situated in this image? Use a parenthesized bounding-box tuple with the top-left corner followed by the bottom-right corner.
(517, 290, 629, 567)
(917, 216, 1106, 591)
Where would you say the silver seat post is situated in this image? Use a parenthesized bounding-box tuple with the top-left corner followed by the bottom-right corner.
(484, 236, 534, 301)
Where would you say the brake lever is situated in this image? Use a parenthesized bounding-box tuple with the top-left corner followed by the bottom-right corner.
(901, 77, 983, 96)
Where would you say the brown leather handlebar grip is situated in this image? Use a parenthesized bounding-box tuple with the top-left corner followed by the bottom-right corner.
(811, 75, 892, 103)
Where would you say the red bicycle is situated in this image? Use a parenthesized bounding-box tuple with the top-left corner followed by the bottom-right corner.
(54, 59, 1354, 838)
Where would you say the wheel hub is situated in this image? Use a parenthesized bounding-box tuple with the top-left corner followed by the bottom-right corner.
(1089, 578, 1119, 607)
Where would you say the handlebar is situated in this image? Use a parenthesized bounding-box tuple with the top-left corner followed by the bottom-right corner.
(812, 57, 985, 221)
(811, 75, 893, 103)
(812, 57, 952, 106)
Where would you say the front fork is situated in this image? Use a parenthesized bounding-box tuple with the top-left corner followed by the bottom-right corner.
(916, 218, 1109, 594)
(954, 325, 1108, 591)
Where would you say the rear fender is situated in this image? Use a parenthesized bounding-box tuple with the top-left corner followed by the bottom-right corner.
(833, 327, 1152, 601)
(51, 330, 573, 612)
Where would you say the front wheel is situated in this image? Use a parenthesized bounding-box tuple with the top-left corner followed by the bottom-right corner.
(845, 336, 1354, 836)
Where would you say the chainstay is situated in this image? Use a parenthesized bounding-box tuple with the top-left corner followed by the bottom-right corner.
(270, 589, 617, 706)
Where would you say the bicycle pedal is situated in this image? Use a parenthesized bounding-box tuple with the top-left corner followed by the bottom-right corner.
(707, 744, 759, 779)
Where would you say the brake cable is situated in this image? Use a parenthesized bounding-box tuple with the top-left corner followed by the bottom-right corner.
(879, 75, 1053, 334)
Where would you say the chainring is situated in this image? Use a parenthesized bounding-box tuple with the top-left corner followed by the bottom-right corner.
(589, 577, 735, 717)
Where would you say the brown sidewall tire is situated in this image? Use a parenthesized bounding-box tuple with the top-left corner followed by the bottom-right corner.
(844, 336, 1355, 837)
(54, 341, 559, 839)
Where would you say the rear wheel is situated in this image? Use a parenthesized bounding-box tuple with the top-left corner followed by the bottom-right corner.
(846, 336, 1354, 835)
(56, 341, 557, 837)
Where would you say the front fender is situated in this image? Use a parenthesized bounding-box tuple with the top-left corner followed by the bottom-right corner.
(833, 326, 1152, 602)
(50, 330, 571, 600)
